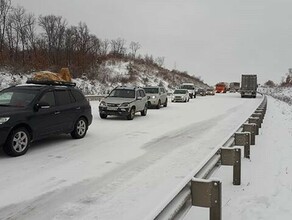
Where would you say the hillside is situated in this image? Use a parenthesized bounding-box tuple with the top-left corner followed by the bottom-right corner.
(0, 58, 209, 94)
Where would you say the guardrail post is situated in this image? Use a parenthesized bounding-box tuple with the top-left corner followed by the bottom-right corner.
(243, 123, 257, 145)
(221, 147, 241, 185)
(255, 109, 265, 120)
(248, 117, 261, 130)
(191, 179, 222, 220)
(251, 113, 263, 123)
(234, 132, 251, 158)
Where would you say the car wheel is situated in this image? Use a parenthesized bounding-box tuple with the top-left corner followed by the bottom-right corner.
(156, 100, 161, 109)
(127, 107, 135, 120)
(100, 113, 107, 119)
(71, 117, 88, 139)
(163, 98, 168, 107)
(141, 104, 147, 116)
(4, 127, 30, 157)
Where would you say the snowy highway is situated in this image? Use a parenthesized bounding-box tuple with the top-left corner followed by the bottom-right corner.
(0, 93, 263, 220)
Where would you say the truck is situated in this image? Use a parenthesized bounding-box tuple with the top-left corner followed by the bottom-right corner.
(240, 74, 257, 98)
(229, 82, 240, 92)
(215, 82, 228, 93)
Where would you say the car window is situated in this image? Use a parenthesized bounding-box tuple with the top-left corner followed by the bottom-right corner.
(139, 90, 145, 97)
(55, 90, 72, 105)
(39, 91, 55, 106)
(0, 89, 38, 107)
(71, 90, 86, 102)
(143, 88, 159, 93)
(109, 89, 135, 98)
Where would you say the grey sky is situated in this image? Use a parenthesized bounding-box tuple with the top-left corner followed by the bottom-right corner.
(13, 0, 292, 85)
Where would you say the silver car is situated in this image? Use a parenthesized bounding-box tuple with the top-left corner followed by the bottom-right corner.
(143, 86, 168, 109)
(171, 89, 190, 102)
(99, 86, 148, 120)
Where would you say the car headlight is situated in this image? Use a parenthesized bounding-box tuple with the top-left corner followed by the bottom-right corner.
(151, 95, 156, 99)
(120, 102, 130, 108)
(0, 117, 10, 124)
(99, 101, 106, 107)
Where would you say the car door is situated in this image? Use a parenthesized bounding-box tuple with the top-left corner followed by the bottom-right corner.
(31, 90, 59, 138)
(160, 87, 167, 103)
(54, 89, 77, 132)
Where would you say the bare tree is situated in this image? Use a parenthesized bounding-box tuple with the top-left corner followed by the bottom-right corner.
(155, 56, 165, 67)
(39, 15, 67, 65)
(110, 37, 126, 56)
(100, 39, 109, 56)
(0, 0, 11, 52)
(129, 41, 140, 58)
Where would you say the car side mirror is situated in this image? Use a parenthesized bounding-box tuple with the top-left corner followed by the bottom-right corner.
(137, 97, 142, 100)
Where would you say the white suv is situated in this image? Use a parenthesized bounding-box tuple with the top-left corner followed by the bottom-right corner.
(143, 86, 168, 109)
(99, 86, 148, 120)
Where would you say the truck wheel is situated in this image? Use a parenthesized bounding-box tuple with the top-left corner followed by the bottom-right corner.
(71, 117, 88, 139)
(4, 127, 30, 157)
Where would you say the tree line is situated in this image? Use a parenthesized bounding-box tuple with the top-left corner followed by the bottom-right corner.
(0, 0, 165, 78)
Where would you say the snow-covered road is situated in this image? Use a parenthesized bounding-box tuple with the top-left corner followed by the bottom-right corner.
(0, 93, 263, 220)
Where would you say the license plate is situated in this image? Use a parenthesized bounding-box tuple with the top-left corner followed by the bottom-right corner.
(107, 107, 117, 111)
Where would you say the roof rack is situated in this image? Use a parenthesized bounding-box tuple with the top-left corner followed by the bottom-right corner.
(26, 79, 76, 87)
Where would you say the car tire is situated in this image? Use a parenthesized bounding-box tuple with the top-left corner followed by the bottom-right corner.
(141, 105, 147, 116)
(163, 98, 168, 107)
(100, 113, 107, 119)
(127, 107, 135, 120)
(3, 127, 30, 157)
(71, 117, 88, 139)
(156, 100, 161, 109)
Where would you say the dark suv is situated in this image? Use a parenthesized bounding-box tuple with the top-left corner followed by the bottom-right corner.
(0, 81, 92, 157)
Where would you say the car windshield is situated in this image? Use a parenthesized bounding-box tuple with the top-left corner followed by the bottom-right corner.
(180, 85, 194, 90)
(144, 88, 159, 94)
(174, 90, 187, 94)
(0, 89, 38, 107)
(109, 89, 135, 98)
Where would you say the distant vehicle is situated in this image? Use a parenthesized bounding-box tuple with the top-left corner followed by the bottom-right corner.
(99, 86, 148, 120)
(229, 82, 240, 92)
(206, 88, 215, 95)
(197, 88, 206, 96)
(240, 74, 257, 98)
(143, 86, 168, 109)
(0, 80, 92, 157)
(215, 82, 228, 93)
(171, 89, 190, 102)
(179, 83, 196, 98)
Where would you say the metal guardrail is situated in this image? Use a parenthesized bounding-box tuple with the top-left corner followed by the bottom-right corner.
(85, 94, 106, 101)
(150, 95, 267, 220)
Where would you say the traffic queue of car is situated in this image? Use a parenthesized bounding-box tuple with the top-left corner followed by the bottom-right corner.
(0, 80, 214, 157)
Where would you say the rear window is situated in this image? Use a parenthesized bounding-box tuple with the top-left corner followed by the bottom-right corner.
(71, 90, 86, 102)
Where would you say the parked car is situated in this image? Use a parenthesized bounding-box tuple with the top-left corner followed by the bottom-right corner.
(171, 89, 190, 102)
(197, 88, 207, 96)
(206, 88, 215, 95)
(143, 86, 168, 109)
(99, 86, 148, 120)
(0, 80, 92, 157)
(179, 83, 196, 98)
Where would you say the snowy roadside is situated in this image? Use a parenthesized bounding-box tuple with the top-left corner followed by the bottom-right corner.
(185, 95, 292, 220)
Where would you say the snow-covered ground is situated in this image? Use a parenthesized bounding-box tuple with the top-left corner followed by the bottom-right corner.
(0, 93, 263, 220)
(185, 95, 292, 220)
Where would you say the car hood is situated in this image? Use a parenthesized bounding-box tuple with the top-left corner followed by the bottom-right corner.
(0, 105, 28, 117)
(173, 94, 185, 97)
(103, 97, 135, 104)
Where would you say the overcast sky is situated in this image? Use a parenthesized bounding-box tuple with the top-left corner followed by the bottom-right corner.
(12, 0, 292, 85)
